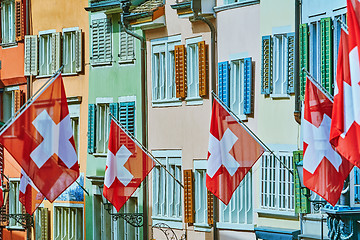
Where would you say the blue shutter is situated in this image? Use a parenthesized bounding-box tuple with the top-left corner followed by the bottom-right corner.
(261, 35, 272, 94)
(119, 102, 135, 135)
(88, 104, 96, 154)
(287, 32, 295, 94)
(243, 57, 252, 115)
(109, 103, 119, 121)
(218, 61, 230, 106)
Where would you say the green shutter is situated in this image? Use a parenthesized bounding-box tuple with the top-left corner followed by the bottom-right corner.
(320, 17, 333, 95)
(91, 18, 112, 64)
(88, 104, 96, 154)
(287, 32, 295, 94)
(299, 24, 309, 99)
(293, 151, 310, 214)
(261, 35, 272, 94)
(109, 103, 119, 121)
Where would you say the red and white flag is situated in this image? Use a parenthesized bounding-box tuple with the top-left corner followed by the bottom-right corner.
(0, 74, 79, 202)
(304, 77, 353, 206)
(0, 177, 3, 207)
(103, 119, 155, 212)
(19, 169, 44, 215)
(206, 98, 265, 205)
(329, 0, 360, 168)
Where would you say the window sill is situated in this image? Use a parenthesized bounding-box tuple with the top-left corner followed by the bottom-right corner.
(91, 61, 113, 67)
(152, 99, 182, 107)
(256, 209, 297, 219)
(194, 223, 211, 232)
(214, 0, 260, 13)
(92, 153, 107, 157)
(62, 72, 79, 77)
(118, 59, 135, 65)
(6, 226, 25, 231)
(152, 216, 183, 229)
(217, 222, 255, 231)
(270, 93, 291, 99)
(36, 74, 53, 79)
(185, 97, 203, 106)
(0, 42, 18, 48)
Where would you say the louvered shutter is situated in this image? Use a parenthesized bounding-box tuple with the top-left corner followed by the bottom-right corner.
(88, 104, 96, 154)
(91, 18, 112, 64)
(109, 103, 119, 121)
(287, 32, 295, 94)
(320, 17, 333, 95)
(120, 102, 135, 151)
(14, 90, 21, 113)
(299, 24, 309, 99)
(218, 61, 230, 106)
(24, 35, 38, 76)
(40, 208, 49, 240)
(175, 45, 187, 99)
(261, 35, 272, 94)
(293, 151, 310, 214)
(198, 41, 208, 97)
(243, 57, 252, 115)
(51, 32, 61, 74)
(119, 28, 134, 62)
(75, 30, 82, 73)
(207, 190, 213, 225)
(183, 170, 194, 224)
(15, 0, 24, 42)
(0, 182, 9, 227)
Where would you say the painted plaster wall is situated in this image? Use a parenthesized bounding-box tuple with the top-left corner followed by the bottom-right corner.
(302, 0, 346, 23)
(0, 43, 26, 86)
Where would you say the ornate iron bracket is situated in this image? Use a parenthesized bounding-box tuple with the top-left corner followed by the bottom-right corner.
(152, 223, 178, 240)
(8, 213, 34, 229)
(106, 212, 143, 227)
(312, 200, 327, 213)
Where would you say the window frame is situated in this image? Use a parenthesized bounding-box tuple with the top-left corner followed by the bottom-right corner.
(272, 34, 289, 96)
(38, 30, 56, 77)
(53, 203, 84, 240)
(95, 102, 110, 155)
(62, 27, 78, 74)
(1, 0, 15, 45)
(8, 178, 23, 229)
(229, 58, 246, 120)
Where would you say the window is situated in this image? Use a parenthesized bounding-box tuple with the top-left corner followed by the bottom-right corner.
(91, 17, 112, 65)
(68, 104, 80, 153)
(54, 206, 83, 240)
(151, 37, 179, 103)
(152, 150, 182, 228)
(35, 207, 49, 240)
(333, 14, 347, 81)
(119, 27, 135, 63)
(1, 88, 25, 123)
(260, 152, 295, 212)
(96, 103, 110, 154)
(219, 172, 253, 229)
(187, 43, 199, 99)
(1, 0, 15, 44)
(9, 179, 22, 228)
(63, 28, 82, 74)
(194, 160, 208, 228)
(261, 32, 295, 96)
(309, 21, 321, 85)
(93, 195, 111, 240)
(38, 31, 60, 76)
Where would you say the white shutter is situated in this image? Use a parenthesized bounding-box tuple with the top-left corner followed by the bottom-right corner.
(24, 35, 38, 76)
(51, 32, 61, 73)
(92, 18, 112, 64)
(119, 30, 134, 62)
(75, 29, 82, 72)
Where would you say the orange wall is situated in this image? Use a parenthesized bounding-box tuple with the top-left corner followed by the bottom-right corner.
(3, 229, 26, 240)
(0, 43, 26, 86)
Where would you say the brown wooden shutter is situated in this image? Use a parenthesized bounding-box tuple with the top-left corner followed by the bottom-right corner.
(15, 0, 25, 42)
(0, 182, 9, 227)
(20, 90, 26, 106)
(207, 190, 214, 225)
(175, 45, 187, 99)
(14, 90, 21, 113)
(41, 208, 49, 240)
(198, 41, 208, 97)
(183, 169, 194, 224)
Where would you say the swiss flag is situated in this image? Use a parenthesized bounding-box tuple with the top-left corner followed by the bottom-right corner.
(19, 169, 44, 215)
(304, 77, 353, 206)
(0, 74, 79, 202)
(103, 119, 155, 212)
(329, 0, 360, 168)
(206, 98, 265, 205)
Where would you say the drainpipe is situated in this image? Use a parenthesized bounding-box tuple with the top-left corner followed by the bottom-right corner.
(294, 0, 301, 124)
(26, 0, 31, 100)
(119, 13, 148, 240)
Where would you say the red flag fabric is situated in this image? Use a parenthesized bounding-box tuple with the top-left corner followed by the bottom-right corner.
(19, 169, 44, 215)
(103, 119, 155, 212)
(0, 74, 79, 202)
(304, 77, 353, 206)
(206, 98, 265, 205)
(329, 0, 360, 168)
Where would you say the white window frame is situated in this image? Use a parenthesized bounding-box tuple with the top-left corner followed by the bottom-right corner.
(259, 151, 295, 214)
(151, 36, 181, 107)
(62, 27, 78, 74)
(152, 150, 182, 229)
(95, 101, 110, 154)
(309, 21, 321, 86)
(186, 37, 202, 103)
(1, 0, 15, 44)
(230, 58, 246, 120)
(53, 203, 84, 240)
(8, 178, 23, 229)
(92, 185, 112, 240)
(68, 104, 80, 155)
(39, 30, 55, 77)
(271, 34, 289, 96)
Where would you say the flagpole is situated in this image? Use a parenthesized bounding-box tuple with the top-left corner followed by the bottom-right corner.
(211, 91, 294, 175)
(302, 68, 334, 103)
(109, 113, 184, 189)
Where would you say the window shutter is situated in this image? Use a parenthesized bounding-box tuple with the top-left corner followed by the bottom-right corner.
(0, 6, 2, 43)
(75, 29, 82, 73)
(14, 90, 21, 113)
(88, 104, 96, 154)
(175, 45, 187, 99)
(24, 35, 38, 76)
(218, 61, 230, 106)
(207, 190, 213, 225)
(198, 41, 208, 97)
(0, 182, 9, 227)
(261, 35, 273, 94)
(299, 24, 309, 99)
(243, 57, 252, 115)
(51, 32, 61, 74)
(287, 32, 295, 94)
(40, 208, 49, 240)
(320, 17, 333, 95)
(183, 169, 194, 224)
(119, 28, 134, 61)
(15, 0, 25, 42)
(91, 18, 112, 64)
(120, 102, 135, 151)
(293, 151, 310, 214)
(109, 102, 119, 121)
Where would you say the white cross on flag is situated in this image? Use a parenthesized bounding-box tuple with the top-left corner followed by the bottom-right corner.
(0, 74, 79, 202)
(19, 169, 44, 215)
(103, 119, 155, 212)
(304, 77, 353, 206)
(206, 98, 265, 205)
